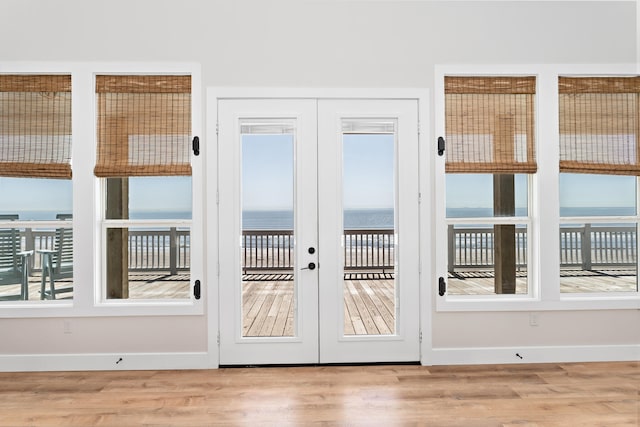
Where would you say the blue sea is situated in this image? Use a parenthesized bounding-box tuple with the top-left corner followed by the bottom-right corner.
(1, 210, 192, 221)
(447, 207, 636, 218)
(243, 209, 394, 230)
(4, 206, 636, 228)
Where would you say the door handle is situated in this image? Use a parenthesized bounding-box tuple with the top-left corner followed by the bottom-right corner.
(301, 262, 316, 271)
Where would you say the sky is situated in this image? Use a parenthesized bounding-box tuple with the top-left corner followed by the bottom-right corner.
(446, 173, 636, 211)
(241, 133, 395, 211)
(2, 143, 636, 218)
(242, 134, 294, 211)
(0, 176, 191, 219)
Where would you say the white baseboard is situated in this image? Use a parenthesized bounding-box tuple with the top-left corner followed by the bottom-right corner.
(424, 344, 640, 366)
(0, 352, 212, 372)
(2, 346, 638, 371)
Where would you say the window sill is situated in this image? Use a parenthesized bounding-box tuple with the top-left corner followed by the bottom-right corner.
(436, 294, 640, 312)
(0, 299, 203, 318)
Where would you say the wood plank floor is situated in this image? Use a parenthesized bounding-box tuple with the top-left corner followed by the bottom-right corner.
(0, 362, 637, 426)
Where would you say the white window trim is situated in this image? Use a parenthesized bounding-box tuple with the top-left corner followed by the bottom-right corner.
(434, 63, 640, 312)
(0, 62, 203, 318)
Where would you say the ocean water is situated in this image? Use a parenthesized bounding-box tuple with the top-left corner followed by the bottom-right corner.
(1, 210, 192, 221)
(447, 206, 636, 218)
(243, 208, 394, 230)
(4, 206, 636, 227)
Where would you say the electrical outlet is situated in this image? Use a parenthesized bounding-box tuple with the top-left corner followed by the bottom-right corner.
(529, 313, 539, 327)
(63, 319, 72, 334)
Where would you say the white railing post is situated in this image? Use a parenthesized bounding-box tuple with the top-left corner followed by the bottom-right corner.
(24, 228, 34, 275)
(169, 227, 178, 275)
(581, 223, 592, 271)
(447, 225, 455, 273)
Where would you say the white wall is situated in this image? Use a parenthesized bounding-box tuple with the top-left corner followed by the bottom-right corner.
(1, 1, 636, 86)
(0, 0, 637, 368)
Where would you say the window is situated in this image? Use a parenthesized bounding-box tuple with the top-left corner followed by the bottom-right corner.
(444, 76, 536, 297)
(95, 75, 193, 301)
(0, 74, 73, 302)
(436, 65, 640, 310)
(0, 63, 201, 317)
(559, 76, 639, 294)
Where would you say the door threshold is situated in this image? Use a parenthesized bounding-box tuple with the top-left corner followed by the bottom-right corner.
(219, 361, 421, 369)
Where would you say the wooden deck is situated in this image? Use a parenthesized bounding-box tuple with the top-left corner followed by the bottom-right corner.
(0, 272, 190, 301)
(242, 273, 396, 337)
(448, 267, 637, 295)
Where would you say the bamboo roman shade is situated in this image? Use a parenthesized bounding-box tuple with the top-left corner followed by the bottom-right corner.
(559, 76, 640, 175)
(0, 75, 72, 179)
(94, 75, 192, 177)
(445, 76, 537, 174)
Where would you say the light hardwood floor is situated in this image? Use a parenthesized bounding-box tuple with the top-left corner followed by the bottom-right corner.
(0, 362, 637, 426)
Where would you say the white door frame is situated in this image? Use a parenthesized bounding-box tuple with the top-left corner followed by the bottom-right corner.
(206, 88, 432, 368)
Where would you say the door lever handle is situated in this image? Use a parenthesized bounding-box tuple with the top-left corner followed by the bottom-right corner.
(301, 262, 316, 271)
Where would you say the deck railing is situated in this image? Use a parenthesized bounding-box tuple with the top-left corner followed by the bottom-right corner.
(241, 229, 394, 273)
(15, 225, 636, 276)
(242, 230, 295, 272)
(20, 228, 190, 274)
(343, 229, 394, 272)
(448, 224, 637, 272)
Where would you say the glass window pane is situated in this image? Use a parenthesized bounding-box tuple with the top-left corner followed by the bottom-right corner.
(446, 172, 530, 296)
(241, 127, 295, 337)
(560, 223, 637, 293)
(105, 226, 190, 300)
(447, 224, 529, 295)
(343, 131, 396, 336)
(0, 224, 73, 301)
(560, 174, 636, 216)
(105, 177, 192, 220)
(0, 178, 72, 220)
(446, 174, 528, 218)
(559, 174, 637, 293)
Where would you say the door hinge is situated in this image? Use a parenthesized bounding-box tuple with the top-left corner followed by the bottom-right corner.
(216, 190, 219, 205)
(217, 331, 220, 345)
(418, 121, 421, 135)
(194, 279, 201, 300)
(192, 136, 200, 156)
(216, 122, 219, 136)
(438, 276, 446, 296)
(419, 331, 423, 343)
(437, 136, 445, 156)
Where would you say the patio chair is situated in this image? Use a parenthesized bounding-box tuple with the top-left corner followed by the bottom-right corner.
(0, 214, 33, 301)
(39, 214, 73, 300)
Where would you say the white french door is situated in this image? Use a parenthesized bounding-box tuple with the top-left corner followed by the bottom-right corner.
(218, 97, 420, 365)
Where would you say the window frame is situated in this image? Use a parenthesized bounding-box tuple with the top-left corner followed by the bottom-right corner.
(0, 62, 203, 318)
(434, 64, 640, 312)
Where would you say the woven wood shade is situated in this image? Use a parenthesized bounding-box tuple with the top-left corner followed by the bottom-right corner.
(94, 75, 192, 177)
(0, 75, 72, 179)
(559, 76, 640, 175)
(445, 76, 537, 174)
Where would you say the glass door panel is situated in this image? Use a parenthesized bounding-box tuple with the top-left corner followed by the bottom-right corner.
(342, 127, 397, 336)
(241, 121, 296, 337)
